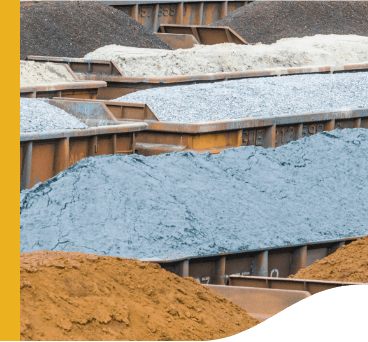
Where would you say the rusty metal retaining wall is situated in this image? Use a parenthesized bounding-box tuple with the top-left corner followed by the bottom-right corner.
(155, 33, 199, 49)
(206, 278, 367, 321)
(20, 81, 107, 99)
(152, 237, 361, 285)
(136, 108, 368, 155)
(205, 284, 311, 322)
(20, 123, 147, 191)
(51, 99, 368, 156)
(25, 58, 368, 99)
(227, 276, 366, 295)
(20, 1, 251, 31)
(159, 24, 248, 44)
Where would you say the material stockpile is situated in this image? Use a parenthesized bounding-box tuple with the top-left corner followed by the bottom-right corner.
(116, 72, 368, 123)
(20, 251, 258, 341)
(20, 98, 88, 133)
(20, 61, 75, 87)
(211, 1, 368, 44)
(20, 129, 368, 260)
(20, 2, 171, 60)
(290, 235, 368, 283)
(84, 35, 368, 77)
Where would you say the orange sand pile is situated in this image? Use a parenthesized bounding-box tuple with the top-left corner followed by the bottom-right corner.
(290, 235, 368, 283)
(20, 251, 258, 341)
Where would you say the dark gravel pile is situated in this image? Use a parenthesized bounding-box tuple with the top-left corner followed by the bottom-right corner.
(20, 1, 171, 60)
(211, 1, 368, 44)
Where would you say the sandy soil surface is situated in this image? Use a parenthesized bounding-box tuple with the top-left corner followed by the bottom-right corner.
(20, 251, 258, 341)
(290, 235, 368, 283)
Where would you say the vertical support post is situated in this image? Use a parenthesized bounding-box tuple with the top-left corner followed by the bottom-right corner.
(354, 118, 361, 128)
(214, 256, 226, 285)
(328, 241, 345, 255)
(177, 2, 184, 24)
(296, 123, 303, 140)
(264, 124, 276, 148)
(220, 1, 228, 18)
(251, 251, 268, 277)
(88, 136, 98, 157)
(225, 29, 234, 43)
(132, 133, 136, 154)
(179, 260, 189, 277)
(290, 246, 307, 275)
(236, 130, 242, 147)
(152, 4, 160, 32)
(20, 142, 33, 191)
(325, 119, 335, 131)
(198, 2, 204, 25)
(112, 134, 117, 154)
(191, 27, 201, 44)
(54, 137, 69, 176)
(132, 4, 139, 21)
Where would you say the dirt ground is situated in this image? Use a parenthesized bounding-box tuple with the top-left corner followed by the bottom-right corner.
(20, 251, 258, 341)
(290, 235, 368, 283)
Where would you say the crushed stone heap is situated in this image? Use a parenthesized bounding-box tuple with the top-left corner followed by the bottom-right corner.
(20, 98, 88, 133)
(20, 251, 258, 341)
(20, 1, 171, 60)
(116, 72, 368, 123)
(84, 35, 368, 77)
(211, 1, 368, 44)
(20, 129, 368, 260)
(290, 235, 368, 283)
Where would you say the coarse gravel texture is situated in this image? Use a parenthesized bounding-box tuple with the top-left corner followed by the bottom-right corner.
(116, 72, 368, 123)
(20, 129, 368, 260)
(20, 98, 88, 133)
(211, 1, 368, 44)
(20, 61, 75, 87)
(20, 2, 171, 60)
(84, 35, 368, 77)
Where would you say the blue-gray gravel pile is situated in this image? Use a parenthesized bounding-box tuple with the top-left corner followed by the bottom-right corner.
(20, 129, 368, 260)
(20, 98, 88, 133)
(116, 72, 368, 123)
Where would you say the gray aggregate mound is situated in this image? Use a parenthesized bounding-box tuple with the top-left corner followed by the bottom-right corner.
(20, 98, 88, 133)
(211, 1, 368, 44)
(116, 72, 368, 123)
(20, 129, 368, 260)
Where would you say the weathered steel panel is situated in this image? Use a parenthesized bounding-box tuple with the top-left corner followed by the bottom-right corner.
(205, 284, 310, 321)
(30, 142, 56, 187)
(306, 247, 328, 267)
(268, 251, 291, 278)
(155, 32, 199, 49)
(189, 259, 216, 284)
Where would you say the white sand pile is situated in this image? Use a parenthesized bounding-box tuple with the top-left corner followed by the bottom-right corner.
(84, 34, 368, 77)
(20, 61, 76, 87)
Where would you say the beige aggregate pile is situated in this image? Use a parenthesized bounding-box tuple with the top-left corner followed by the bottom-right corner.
(20, 61, 75, 87)
(84, 34, 368, 77)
